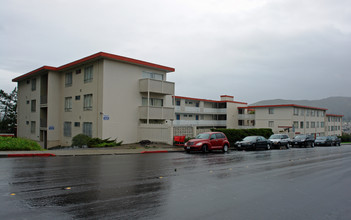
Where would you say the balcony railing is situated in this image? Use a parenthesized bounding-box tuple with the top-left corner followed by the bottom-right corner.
(139, 106, 175, 120)
(40, 95, 47, 105)
(174, 106, 227, 114)
(173, 120, 227, 127)
(237, 114, 255, 120)
(139, 78, 175, 95)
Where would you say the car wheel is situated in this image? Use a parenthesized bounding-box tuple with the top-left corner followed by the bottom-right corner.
(222, 144, 228, 153)
(311, 142, 314, 148)
(186, 150, 190, 153)
(286, 143, 290, 149)
(202, 145, 208, 153)
(252, 143, 256, 151)
(266, 143, 271, 150)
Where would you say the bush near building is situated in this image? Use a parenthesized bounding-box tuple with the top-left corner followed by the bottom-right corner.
(0, 137, 42, 151)
(211, 128, 273, 146)
(71, 134, 123, 148)
(340, 133, 351, 142)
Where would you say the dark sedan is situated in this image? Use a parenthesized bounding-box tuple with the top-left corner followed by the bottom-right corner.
(314, 136, 332, 146)
(235, 136, 271, 151)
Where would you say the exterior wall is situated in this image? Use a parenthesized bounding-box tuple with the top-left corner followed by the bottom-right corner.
(58, 61, 104, 146)
(17, 79, 40, 141)
(102, 59, 173, 144)
(254, 106, 326, 137)
(326, 115, 343, 136)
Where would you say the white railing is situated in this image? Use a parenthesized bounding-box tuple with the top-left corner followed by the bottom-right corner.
(237, 114, 255, 120)
(173, 120, 227, 127)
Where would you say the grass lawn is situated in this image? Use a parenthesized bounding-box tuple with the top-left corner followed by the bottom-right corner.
(0, 137, 42, 151)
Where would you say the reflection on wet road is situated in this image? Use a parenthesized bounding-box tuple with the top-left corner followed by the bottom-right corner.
(1, 146, 351, 219)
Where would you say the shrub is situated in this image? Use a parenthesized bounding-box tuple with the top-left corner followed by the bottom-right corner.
(71, 134, 91, 147)
(211, 128, 273, 146)
(340, 133, 351, 142)
(87, 137, 122, 148)
(0, 137, 42, 151)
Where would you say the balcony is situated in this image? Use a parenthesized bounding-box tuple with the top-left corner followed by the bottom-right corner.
(237, 114, 255, 120)
(139, 78, 175, 95)
(174, 106, 227, 114)
(173, 120, 227, 127)
(139, 106, 175, 120)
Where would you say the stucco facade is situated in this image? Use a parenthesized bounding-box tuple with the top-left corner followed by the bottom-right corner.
(14, 52, 175, 148)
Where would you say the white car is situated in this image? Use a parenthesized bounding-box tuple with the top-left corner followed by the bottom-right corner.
(268, 134, 291, 149)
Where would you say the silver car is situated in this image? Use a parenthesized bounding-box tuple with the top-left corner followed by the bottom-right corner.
(268, 134, 291, 149)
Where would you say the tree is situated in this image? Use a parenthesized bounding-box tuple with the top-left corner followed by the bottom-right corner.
(0, 88, 17, 134)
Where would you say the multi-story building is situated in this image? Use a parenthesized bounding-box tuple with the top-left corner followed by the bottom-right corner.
(245, 104, 328, 137)
(13, 52, 175, 148)
(326, 114, 343, 136)
(173, 95, 248, 137)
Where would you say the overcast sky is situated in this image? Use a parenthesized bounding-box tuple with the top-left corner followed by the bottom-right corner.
(1, 0, 350, 104)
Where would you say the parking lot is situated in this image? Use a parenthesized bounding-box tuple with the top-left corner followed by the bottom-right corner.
(1, 146, 351, 219)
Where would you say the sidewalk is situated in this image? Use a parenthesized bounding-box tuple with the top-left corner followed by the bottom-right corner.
(0, 144, 185, 157)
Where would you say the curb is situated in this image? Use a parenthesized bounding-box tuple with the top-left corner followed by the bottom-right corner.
(140, 150, 170, 154)
(6, 153, 56, 158)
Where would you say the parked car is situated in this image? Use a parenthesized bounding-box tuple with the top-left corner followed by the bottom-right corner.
(184, 132, 230, 153)
(235, 136, 271, 151)
(329, 136, 341, 146)
(268, 134, 291, 149)
(314, 136, 332, 146)
(291, 134, 315, 148)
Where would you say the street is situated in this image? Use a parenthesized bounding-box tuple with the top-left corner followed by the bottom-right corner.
(1, 146, 351, 220)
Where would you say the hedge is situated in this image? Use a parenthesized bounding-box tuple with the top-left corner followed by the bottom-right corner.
(211, 128, 273, 146)
(0, 137, 42, 151)
(340, 133, 351, 142)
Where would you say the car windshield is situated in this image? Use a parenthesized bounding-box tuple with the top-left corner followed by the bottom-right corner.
(295, 135, 307, 140)
(243, 136, 257, 141)
(195, 133, 210, 139)
(316, 137, 327, 140)
(269, 135, 281, 139)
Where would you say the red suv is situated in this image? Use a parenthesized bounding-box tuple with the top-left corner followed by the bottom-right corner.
(184, 132, 230, 153)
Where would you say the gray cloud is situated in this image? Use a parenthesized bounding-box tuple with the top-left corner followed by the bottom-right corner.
(1, 0, 350, 103)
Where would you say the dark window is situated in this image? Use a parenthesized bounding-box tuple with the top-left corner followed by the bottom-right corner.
(176, 100, 180, 106)
(74, 122, 80, 127)
(31, 100, 36, 112)
(176, 114, 180, 120)
(31, 78, 36, 91)
(75, 95, 80, 100)
(76, 69, 81, 74)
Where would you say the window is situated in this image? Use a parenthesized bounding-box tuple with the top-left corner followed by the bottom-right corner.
(142, 71, 163, 80)
(321, 122, 324, 128)
(321, 111, 325, 117)
(176, 100, 180, 106)
(306, 122, 309, 128)
(238, 120, 244, 126)
(75, 95, 80, 100)
(311, 110, 315, 117)
(31, 100, 36, 112)
(306, 110, 310, 116)
(311, 122, 315, 128)
(316, 121, 320, 128)
(269, 108, 274, 114)
(65, 72, 72, 87)
(195, 102, 199, 107)
(294, 108, 299, 116)
(83, 122, 92, 137)
(196, 115, 199, 120)
(317, 111, 320, 117)
(83, 94, 93, 110)
(31, 121, 36, 134)
(293, 121, 298, 129)
(76, 69, 81, 74)
(84, 66, 93, 83)
(64, 122, 72, 137)
(74, 122, 80, 127)
(26, 100, 29, 104)
(300, 121, 304, 129)
(300, 109, 304, 116)
(268, 121, 274, 128)
(65, 97, 72, 112)
(142, 97, 163, 107)
(176, 114, 180, 120)
(31, 78, 36, 91)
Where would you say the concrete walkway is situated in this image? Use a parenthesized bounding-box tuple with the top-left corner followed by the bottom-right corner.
(0, 145, 185, 157)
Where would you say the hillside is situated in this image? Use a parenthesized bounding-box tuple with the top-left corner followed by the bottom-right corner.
(250, 96, 351, 121)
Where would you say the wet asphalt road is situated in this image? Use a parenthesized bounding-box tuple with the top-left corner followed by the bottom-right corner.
(1, 146, 351, 220)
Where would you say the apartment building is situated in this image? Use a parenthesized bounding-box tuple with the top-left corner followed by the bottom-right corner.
(13, 52, 175, 148)
(173, 95, 248, 137)
(326, 114, 343, 136)
(241, 104, 342, 137)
